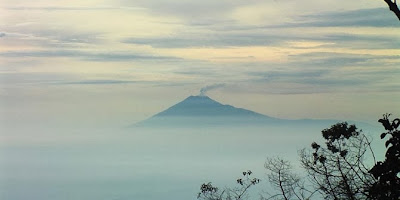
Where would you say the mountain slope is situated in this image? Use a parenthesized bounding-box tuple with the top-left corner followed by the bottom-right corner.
(155, 95, 272, 118)
(134, 95, 303, 128)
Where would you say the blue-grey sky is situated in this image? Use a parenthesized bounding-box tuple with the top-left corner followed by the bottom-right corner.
(1, 0, 399, 134)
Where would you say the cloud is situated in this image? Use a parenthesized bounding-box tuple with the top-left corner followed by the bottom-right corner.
(316, 33, 400, 49)
(59, 79, 197, 87)
(55, 80, 140, 85)
(0, 71, 199, 87)
(125, 30, 399, 49)
(0, 25, 105, 50)
(6, 29, 104, 47)
(0, 50, 181, 62)
(122, 32, 280, 48)
(122, 7, 400, 50)
(244, 71, 387, 94)
(287, 52, 400, 68)
(251, 70, 327, 82)
(5, 6, 144, 11)
(243, 51, 400, 93)
(2, 2, 398, 96)
(288, 8, 399, 28)
(119, 0, 248, 20)
(0, 72, 80, 86)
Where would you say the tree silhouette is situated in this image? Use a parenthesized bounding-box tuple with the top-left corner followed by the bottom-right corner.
(368, 114, 400, 200)
(299, 122, 376, 200)
(383, 0, 400, 21)
(197, 117, 400, 200)
(198, 123, 377, 200)
(264, 157, 316, 200)
(198, 170, 260, 200)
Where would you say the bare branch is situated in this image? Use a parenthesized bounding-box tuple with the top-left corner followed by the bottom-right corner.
(384, 0, 400, 21)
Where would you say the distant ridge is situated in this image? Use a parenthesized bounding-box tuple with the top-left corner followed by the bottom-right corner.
(133, 95, 337, 128)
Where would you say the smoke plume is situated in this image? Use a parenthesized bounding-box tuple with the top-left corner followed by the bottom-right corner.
(199, 84, 225, 96)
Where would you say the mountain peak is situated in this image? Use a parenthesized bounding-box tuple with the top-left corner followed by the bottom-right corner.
(179, 95, 221, 106)
(155, 95, 223, 117)
(184, 95, 211, 101)
(186, 95, 211, 99)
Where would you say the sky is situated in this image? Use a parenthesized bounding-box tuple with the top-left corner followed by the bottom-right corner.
(1, 0, 400, 131)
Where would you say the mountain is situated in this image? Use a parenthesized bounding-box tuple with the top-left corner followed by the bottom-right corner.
(153, 95, 275, 119)
(134, 95, 336, 128)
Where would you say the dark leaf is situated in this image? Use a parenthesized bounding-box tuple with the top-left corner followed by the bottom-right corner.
(340, 150, 348, 157)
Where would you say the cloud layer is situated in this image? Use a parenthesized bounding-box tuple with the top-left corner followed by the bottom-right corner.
(1, 0, 399, 121)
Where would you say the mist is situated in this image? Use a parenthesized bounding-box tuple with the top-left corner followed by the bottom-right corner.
(0, 121, 382, 200)
(0, 92, 385, 200)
